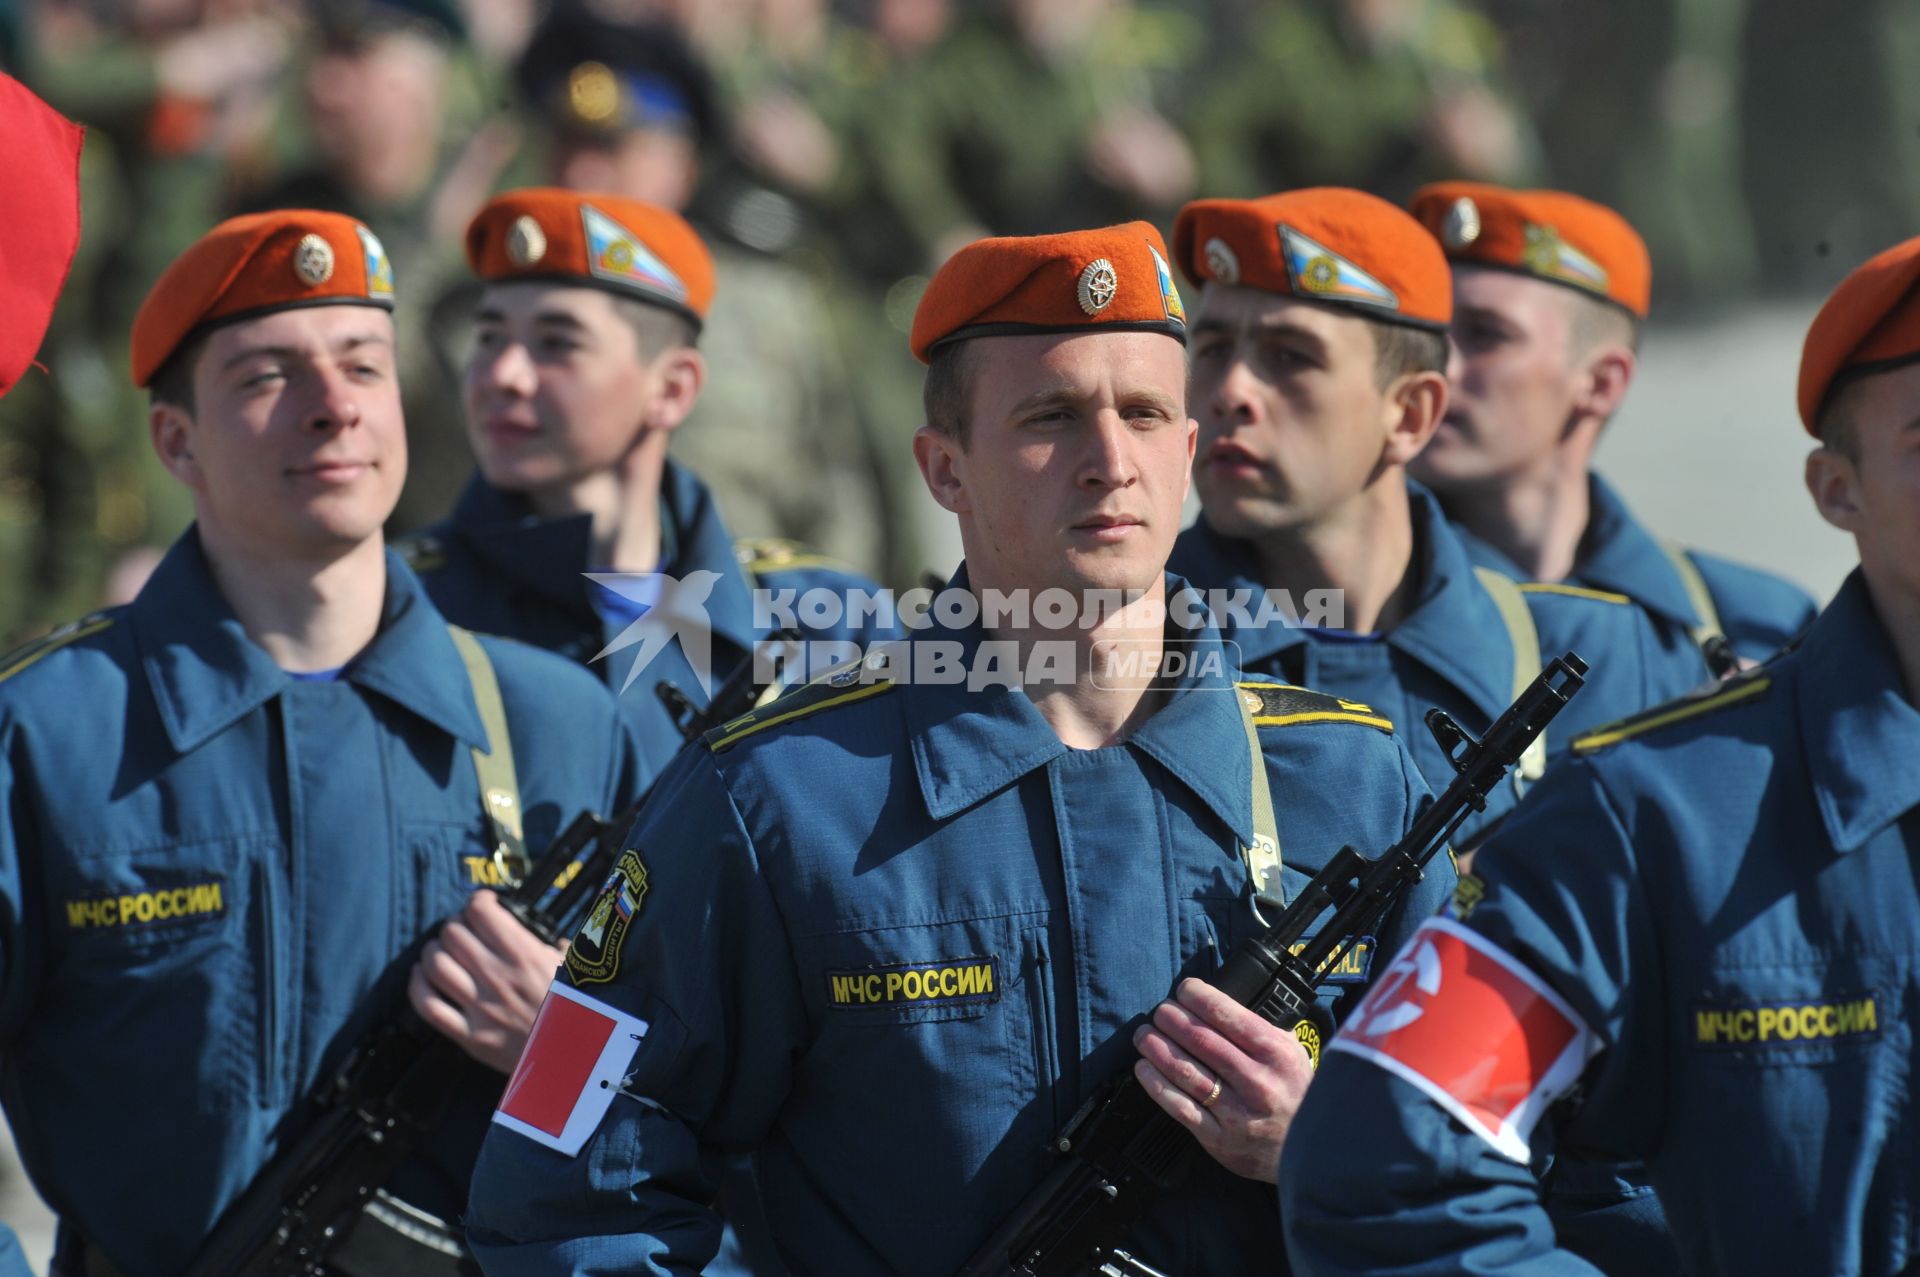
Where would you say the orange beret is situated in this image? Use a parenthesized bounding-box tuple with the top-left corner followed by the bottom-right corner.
(465, 188, 714, 326)
(1410, 182, 1651, 319)
(1, 74, 84, 400)
(1173, 188, 1451, 330)
(910, 221, 1188, 363)
(131, 210, 396, 388)
(1797, 235, 1920, 432)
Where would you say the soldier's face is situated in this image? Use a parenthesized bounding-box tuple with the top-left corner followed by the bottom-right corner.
(1189, 286, 1415, 537)
(462, 283, 664, 494)
(1807, 361, 1920, 602)
(915, 330, 1196, 599)
(155, 306, 406, 554)
(1414, 267, 1584, 490)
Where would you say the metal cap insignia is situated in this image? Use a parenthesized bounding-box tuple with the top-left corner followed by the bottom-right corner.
(1442, 197, 1482, 250)
(1204, 236, 1241, 284)
(293, 233, 335, 286)
(1077, 258, 1118, 315)
(506, 215, 548, 267)
(567, 60, 620, 127)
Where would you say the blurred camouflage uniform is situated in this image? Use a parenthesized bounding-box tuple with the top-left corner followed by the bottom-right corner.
(1481, 0, 1752, 305)
(231, 0, 503, 533)
(475, 9, 892, 582)
(0, 10, 274, 638)
(1189, 0, 1537, 203)
(857, 3, 1200, 243)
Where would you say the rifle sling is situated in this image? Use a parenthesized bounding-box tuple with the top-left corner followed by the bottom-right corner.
(448, 626, 527, 882)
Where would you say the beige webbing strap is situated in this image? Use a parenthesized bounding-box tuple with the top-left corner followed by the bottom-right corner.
(1236, 690, 1286, 924)
(448, 626, 528, 884)
(1661, 540, 1729, 659)
(1473, 567, 1547, 785)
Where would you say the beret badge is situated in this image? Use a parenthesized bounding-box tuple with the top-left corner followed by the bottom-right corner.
(1442, 197, 1481, 249)
(293, 234, 336, 287)
(507, 215, 548, 267)
(1077, 258, 1119, 315)
(1203, 237, 1241, 284)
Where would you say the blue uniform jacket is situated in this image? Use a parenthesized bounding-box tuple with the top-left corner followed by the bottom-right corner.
(0, 532, 640, 1277)
(1281, 569, 1920, 1277)
(1454, 473, 1818, 666)
(405, 461, 901, 786)
(466, 576, 1455, 1277)
(1169, 486, 1706, 846)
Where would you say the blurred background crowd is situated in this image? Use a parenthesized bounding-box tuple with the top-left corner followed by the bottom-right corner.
(2, 0, 1917, 646)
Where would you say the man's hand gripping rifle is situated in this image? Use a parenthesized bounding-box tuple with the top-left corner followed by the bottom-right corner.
(184, 635, 798, 1277)
(958, 653, 1588, 1277)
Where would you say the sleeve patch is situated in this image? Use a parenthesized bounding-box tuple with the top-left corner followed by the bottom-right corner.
(1328, 916, 1600, 1163)
(493, 982, 649, 1156)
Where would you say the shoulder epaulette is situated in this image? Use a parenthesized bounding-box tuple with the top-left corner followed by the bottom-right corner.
(1516, 582, 1634, 607)
(393, 533, 447, 573)
(733, 536, 849, 576)
(1236, 681, 1393, 734)
(703, 668, 894, 752)
(1571, 672, 1772, 755)
(0, 612, 115, 685)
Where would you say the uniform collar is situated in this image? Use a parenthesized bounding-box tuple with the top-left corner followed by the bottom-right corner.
(1573, 473, 1703, 628)
(130, 529, 490, 755)
(448, 459, 759, 653)
(1173, 487, 1515, 722)
(906, 568, 1255, 844)
(1796, 570, 1920, 853)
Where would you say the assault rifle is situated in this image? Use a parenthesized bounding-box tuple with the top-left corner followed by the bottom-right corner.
(957, 654, 1589, 1277)
(184, 640, 795, 1277)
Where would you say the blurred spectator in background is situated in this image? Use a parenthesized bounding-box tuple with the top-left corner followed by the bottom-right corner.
(453, 3, 896, 579)
(0, 0, 1914, 651)
(231, 0, 518, 530)
(1189, 0, 1536, 202)
(1, 0, 292, 639)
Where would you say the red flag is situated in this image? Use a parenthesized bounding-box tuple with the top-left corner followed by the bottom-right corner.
(0, 72, 84, 399)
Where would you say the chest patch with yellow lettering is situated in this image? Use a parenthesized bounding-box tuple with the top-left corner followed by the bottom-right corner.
(1290, 935, 1376, 985)
(64, 878, 227, 931)
(1693, 992, 1880, 1049)
(825, 956, 1001, 1010)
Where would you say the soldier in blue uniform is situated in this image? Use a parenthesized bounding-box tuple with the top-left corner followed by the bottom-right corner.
(1406, 182, 1818, 671)
(1168, 189, 1705, 851)
(0, 209, 639, 1276)
(1279, 234, 1920, 1275)
(464, 222, 1456, 1275)
(403, 187, 897, 786)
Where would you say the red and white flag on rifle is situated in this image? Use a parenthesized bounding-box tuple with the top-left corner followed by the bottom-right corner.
(493, 982, 649, 1156)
